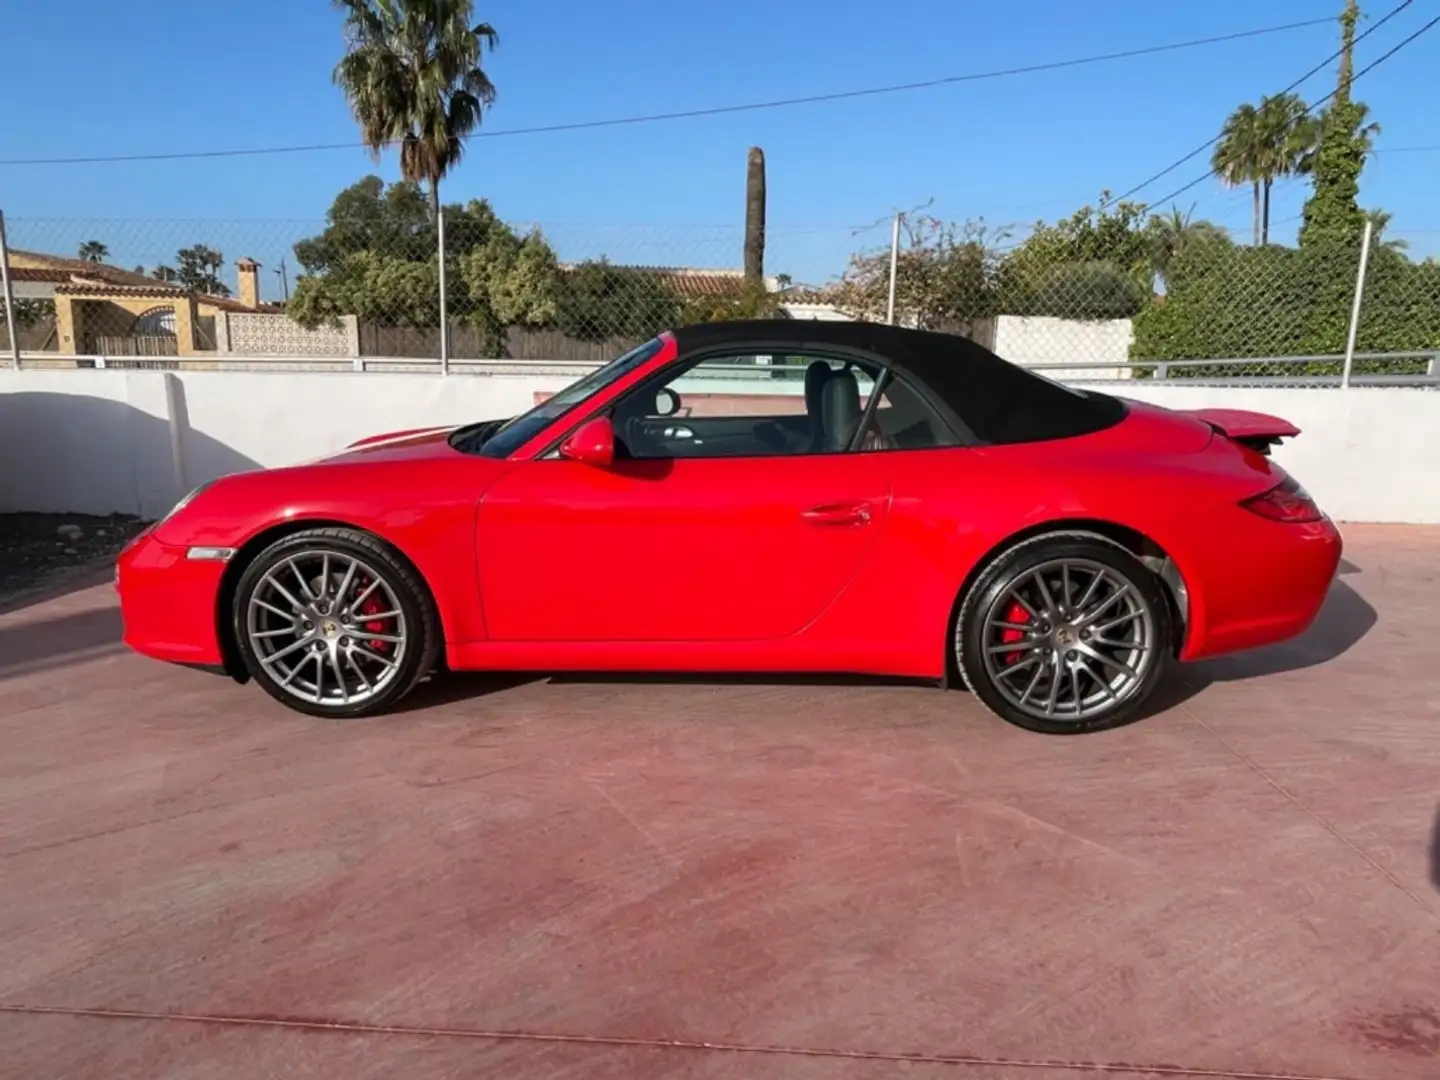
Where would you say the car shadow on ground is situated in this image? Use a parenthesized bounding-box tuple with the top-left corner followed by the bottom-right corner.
(402, 566, 1379, 728)
(0, 604, 125, 682)
(401, 575, 1377, 728)
(0, 563, 118, 617)
(1430, 804, 1440, 893)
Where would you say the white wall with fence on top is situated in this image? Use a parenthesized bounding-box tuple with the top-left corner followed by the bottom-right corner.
(1, 366, 1438, 525)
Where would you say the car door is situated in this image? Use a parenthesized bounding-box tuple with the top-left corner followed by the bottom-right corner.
(476, 453, 891, 643)
(475, 352, 894, 643)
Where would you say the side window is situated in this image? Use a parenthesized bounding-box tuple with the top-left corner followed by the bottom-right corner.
(610, 351, 882, 460)
(855, 374, 961, 452)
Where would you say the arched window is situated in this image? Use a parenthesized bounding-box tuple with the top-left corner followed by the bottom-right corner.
(131, 306, 177, 337)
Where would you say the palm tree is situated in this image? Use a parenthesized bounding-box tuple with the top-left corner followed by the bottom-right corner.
(332, 0, 498, 219)
(1254, 93, 1318, 244)
(1364, 208, 1407, 253)
(1145, 205, 1230, 285)
(1213, 93, 1320, 245)
(77, 240, 109, 263)
(1212, 103, 1264, 245)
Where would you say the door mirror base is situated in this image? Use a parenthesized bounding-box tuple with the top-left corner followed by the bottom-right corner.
(559, 416, 616, 468)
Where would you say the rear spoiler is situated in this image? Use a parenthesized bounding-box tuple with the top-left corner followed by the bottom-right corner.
(1180, 408, 1300, 456)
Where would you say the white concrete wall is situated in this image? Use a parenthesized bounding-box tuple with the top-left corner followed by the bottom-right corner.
(1, 368, 1437, 524)
(994, 315, 1134, 379)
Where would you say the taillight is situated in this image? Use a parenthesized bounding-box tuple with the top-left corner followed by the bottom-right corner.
(1240, 475, 1322, 523)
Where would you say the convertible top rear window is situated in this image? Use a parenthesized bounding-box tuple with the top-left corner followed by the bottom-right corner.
(904, 341, 1127, 445)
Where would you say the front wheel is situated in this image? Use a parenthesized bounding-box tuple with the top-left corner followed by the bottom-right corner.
(233, 527, 439, 718)
(956, 534, 1171, 734)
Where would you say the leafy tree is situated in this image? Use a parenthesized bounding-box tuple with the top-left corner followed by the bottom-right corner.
(462, 229, 561, 326)
(294, 176, 436, 274)
(151, 265, 179, 284)
(455, 226, 563, 352)
(1000, 195, 1152, 317)
(77, 240, 109, 263)
(679, 281, 788, 325)
(332, 0, 498, 215)
(290, 249, 440, 328)
(0, 297, 51, 330)
(175, 245, 230, 296)
(834, 214, 1003, 330)
(554, 260, 683, 342)
(288, 176, 572, 354)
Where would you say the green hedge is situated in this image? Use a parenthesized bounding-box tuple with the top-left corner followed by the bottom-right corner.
(1132, 234, 1440, 377)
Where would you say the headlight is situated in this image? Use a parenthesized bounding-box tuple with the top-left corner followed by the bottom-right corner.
(160, 481, 210, 523)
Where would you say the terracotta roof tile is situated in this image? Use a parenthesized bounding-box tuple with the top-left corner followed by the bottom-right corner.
(53, 283, 188, 298)
(10, 249, 158, 288)
(7, 267, 74, 283)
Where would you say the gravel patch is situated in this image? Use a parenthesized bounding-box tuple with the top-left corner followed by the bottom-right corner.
(0, 512, 150, 605)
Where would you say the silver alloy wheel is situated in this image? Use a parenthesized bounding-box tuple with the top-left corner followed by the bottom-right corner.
(974, 556, 1156, 724)
(244, 549, 408, 707)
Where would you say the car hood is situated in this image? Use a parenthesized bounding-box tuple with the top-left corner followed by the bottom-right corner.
(315, 425, 465, 465)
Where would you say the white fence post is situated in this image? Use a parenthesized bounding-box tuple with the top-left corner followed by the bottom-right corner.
(885, 212, 901, 326)
(437, 207, 450, 376)
(1341, 219, 1374, 390)
(0, 210, 21, 369)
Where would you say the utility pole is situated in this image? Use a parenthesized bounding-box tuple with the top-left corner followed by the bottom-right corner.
(274, 258, 290, 303)
(885, 213, 902, 325)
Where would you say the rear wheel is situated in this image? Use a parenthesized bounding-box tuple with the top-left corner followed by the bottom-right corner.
(956, 533, 1170, 734)
(233, 528, 439, 718)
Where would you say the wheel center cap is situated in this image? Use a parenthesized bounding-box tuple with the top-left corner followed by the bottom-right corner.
(322, 620, 340, 637)
(1054, 626, 1075, 646)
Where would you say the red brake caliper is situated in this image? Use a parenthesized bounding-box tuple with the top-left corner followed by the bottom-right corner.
(998, 601, 1030, 666)
(355, 581, 393, 654)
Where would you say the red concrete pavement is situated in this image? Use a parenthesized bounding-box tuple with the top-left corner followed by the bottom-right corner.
(0, 525, 1437, 1079)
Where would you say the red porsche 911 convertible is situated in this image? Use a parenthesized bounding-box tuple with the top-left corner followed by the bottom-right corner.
(117, 320, 1341, 733)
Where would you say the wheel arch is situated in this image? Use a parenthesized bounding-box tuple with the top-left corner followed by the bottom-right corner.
(214, 517, 444, 683)
(943, 517, 1190, 686)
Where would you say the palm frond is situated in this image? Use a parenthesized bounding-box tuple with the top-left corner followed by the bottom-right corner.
(332, 0, 497, 196)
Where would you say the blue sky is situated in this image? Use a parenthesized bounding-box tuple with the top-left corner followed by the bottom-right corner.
(1, 0, 1436, 290)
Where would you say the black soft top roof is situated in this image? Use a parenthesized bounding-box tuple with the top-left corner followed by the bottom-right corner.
(669, 319, 1126, 445)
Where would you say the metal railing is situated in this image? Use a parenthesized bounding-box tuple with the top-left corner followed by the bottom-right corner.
(11, 348, 1440, 388)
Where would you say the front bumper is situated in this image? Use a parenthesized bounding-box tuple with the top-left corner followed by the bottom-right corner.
(116, 529, 228, 667)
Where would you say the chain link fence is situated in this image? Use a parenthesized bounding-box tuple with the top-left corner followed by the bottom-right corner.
(2, 207, 1436, 387)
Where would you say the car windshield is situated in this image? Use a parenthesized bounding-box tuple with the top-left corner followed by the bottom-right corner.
(468, 337, 665, 459)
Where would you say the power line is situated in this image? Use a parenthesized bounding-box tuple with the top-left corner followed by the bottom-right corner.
(1137, 9, 1440, 212)
(1110, 0, 1416, 206)
(0, 17, 1334, 168)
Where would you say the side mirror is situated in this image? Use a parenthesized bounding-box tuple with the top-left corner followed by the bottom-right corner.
(558, 415, 615, 468)
(652, 387, 680, 417)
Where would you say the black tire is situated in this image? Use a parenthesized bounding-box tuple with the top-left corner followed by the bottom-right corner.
(955, 532, 1172, 735)
(232, 527, 440, 718)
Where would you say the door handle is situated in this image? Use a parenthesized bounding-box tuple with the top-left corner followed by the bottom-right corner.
(801, 502, 872, 526)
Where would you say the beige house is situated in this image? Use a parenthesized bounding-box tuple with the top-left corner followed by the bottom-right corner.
(8, 250, 284, 356)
